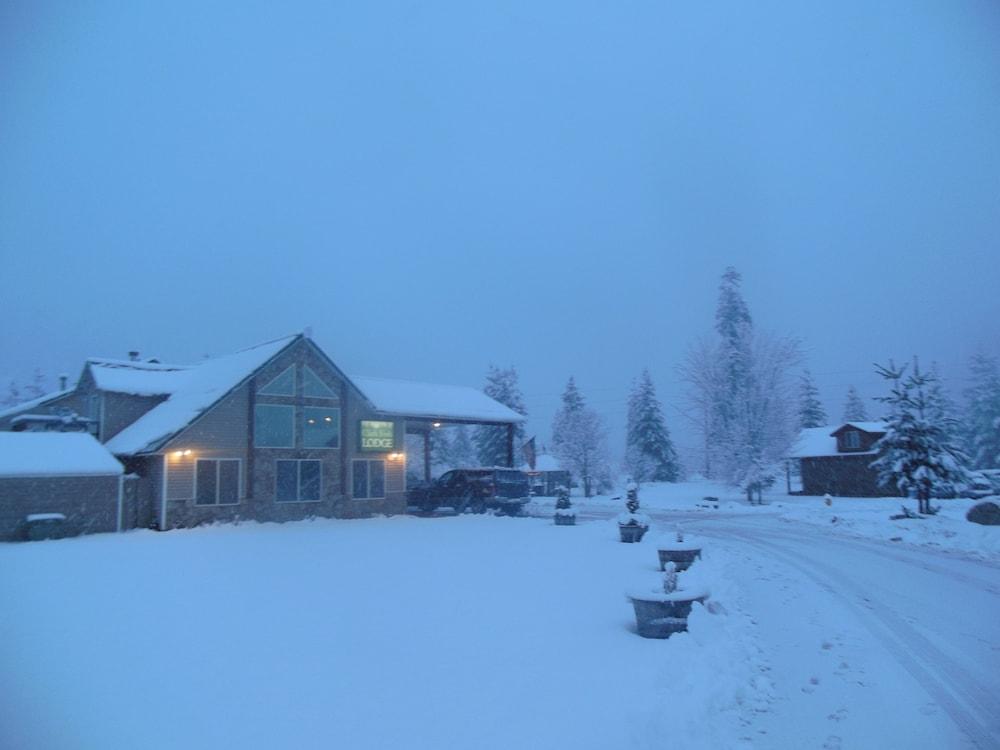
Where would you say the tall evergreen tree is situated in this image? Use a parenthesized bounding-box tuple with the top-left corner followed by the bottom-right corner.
(842, 385, 868, 422)
(474, 365, 528, 466)
(551, 378, 609, 497)
(797, 370, 827, 428)
(3, 380, 21, 408)
(871, 360, 970, 514)
(963, 353, 1000, 469)
(624, 369, 680, 482)
(24, 368, 47, 400)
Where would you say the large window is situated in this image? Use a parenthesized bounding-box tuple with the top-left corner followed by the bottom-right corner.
(303, 407, 340, 448)
(353, 459, 386, 499)
(258, 366, 295, 396)
(195, 459, 241, 506)
(254, 404, 294, 447)
(302, 366, 338, 399)
(276, 459, 322, 502)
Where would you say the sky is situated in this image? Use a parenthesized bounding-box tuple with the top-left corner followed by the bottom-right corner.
(1, 1, 999, 465)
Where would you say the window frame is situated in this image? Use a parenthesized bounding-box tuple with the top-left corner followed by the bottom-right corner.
(275, 459, 323, 503)
(302, 365, 338, 399)
(194, 458, 242, 506)
(352, 459, 386, 500)
(254, 404, 296, 448)
(844, 430, 861, 450)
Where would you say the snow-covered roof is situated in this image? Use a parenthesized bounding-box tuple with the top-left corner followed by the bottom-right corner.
(0, 433, 123, 477)
(789, 423, 886, 458)
(87, 358, 189, 396)
(522, 454, 562, 472)
(105, 335, 298, 455)
(0, 387, 75, 420)
(350, 376, 526, 424)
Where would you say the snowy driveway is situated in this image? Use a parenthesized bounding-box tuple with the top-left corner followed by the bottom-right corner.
(582, 506, 1000, 748)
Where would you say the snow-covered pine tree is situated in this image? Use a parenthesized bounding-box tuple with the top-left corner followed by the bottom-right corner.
(474, 365, 527, 466)
(963, 354, 1000, 469)
(551, 378, 610, 497)
(870, 360, 970, 515)
(449, 424, 477, 468)
(3, 380, 22, 408)
(624, 369, 680, 482)
(24, 368, 47, 400)
(842, 385, 868, 422)
(797, 369, 827, 429)
(681, 267, 800, 495)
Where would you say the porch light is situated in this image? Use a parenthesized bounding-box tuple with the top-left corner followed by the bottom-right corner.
(172, 449, 193, 459)
(432, 422, 442, 428)
(389, 452, 405, 461)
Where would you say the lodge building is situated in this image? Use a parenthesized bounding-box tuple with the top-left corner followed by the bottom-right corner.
(0, 333, 524, 541)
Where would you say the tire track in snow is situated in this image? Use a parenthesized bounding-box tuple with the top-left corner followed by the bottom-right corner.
(705, 526, 1000, 750)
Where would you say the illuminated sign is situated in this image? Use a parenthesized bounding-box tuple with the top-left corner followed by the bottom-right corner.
(359, 420, 395, 451)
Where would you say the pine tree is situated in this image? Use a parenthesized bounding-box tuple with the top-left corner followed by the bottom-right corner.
(450, 424, 477, 468)
(963, 354, 1000, 469)
(842, 385, 868, 422)
(797, 370, 827, 428)
(551, 378, 610, 497)
(871, 360, 970, 514)
(624, 369, 680, 482)
(3, 380, 22, 408)
(474, 365, 528, 466)
(24, 368, 47, 400)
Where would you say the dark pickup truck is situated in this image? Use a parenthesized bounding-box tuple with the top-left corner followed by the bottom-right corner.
(408, 468, 531, 515)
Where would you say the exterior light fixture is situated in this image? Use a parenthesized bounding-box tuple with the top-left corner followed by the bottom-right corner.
(432, 422, 442, 428)
(183, 450, 192, 456)
(173, 450, 183, 458)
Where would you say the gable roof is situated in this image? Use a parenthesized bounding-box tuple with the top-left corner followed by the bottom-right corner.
(350, 375, 526, 424)
(0, 433, 123, 477)
(832, 421, 888, 436)
(105, 335, 299, 455)
(789, 422, 888, 458)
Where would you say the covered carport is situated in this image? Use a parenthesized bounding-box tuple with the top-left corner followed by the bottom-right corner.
(349, 376, 526, 481)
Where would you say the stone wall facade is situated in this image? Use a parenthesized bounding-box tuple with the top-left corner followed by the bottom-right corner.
(0, 475, 120, 542)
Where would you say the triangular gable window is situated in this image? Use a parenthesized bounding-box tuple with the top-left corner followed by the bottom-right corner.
(258, 365, 295, 396)
(303, 366, 337, 399)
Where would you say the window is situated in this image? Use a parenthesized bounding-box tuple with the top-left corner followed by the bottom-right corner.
(276, 460, 322, 502)
(353, 459, 386, 499)
(303, 407, 340, 448)
(844, 430, 861, 449)
(302, 366, 338, 399)
(195, 459, 241, 506)
(254, 404, 294, 447)
(258, 366, 295, 396)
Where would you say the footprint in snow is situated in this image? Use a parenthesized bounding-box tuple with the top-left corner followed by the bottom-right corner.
(827, 708, 848, 723)
(822, 735, 842, 750)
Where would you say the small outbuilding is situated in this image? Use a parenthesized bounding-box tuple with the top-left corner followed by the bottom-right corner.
(0, 433, 124, 541)
(786, 422, 896, 497)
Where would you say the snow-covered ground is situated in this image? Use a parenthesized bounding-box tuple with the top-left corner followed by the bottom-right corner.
(530, 480, 1000, 562)
(2, 483, 999, 749)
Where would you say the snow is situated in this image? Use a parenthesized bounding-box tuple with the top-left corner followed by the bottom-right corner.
(105, 335, 298, 455)
(86, 358, 189, 396)
(789, 424, 879, 458)
(0, 387, 75, 420)
(522, 452, 561, 471)
(2, 485, 998, 748)
(0, 515, 764, 750)
(351, 375, 527, 423)
(25, 513, 66, 522)
(0, 433, 123, 477)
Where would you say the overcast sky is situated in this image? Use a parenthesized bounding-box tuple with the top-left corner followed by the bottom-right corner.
(2, 1, 998, 463)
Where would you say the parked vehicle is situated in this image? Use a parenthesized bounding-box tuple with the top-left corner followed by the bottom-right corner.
(408, 468, 531, 515)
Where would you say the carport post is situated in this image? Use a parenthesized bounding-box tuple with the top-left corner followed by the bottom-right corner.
(506, 423, 514, 468)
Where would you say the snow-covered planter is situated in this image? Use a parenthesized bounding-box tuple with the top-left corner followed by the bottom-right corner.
(617, 483, 650, 542)
(627, 562, 708, 639)
(657, 528, 702, 572)
(553, 485, 576, 526)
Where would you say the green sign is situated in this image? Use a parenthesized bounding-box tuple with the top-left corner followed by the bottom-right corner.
(359, 420, 395, 451)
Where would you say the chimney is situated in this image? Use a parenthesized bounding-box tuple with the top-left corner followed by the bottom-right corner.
(128, 351, 140, 362)
(59, 373, 69, 390)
